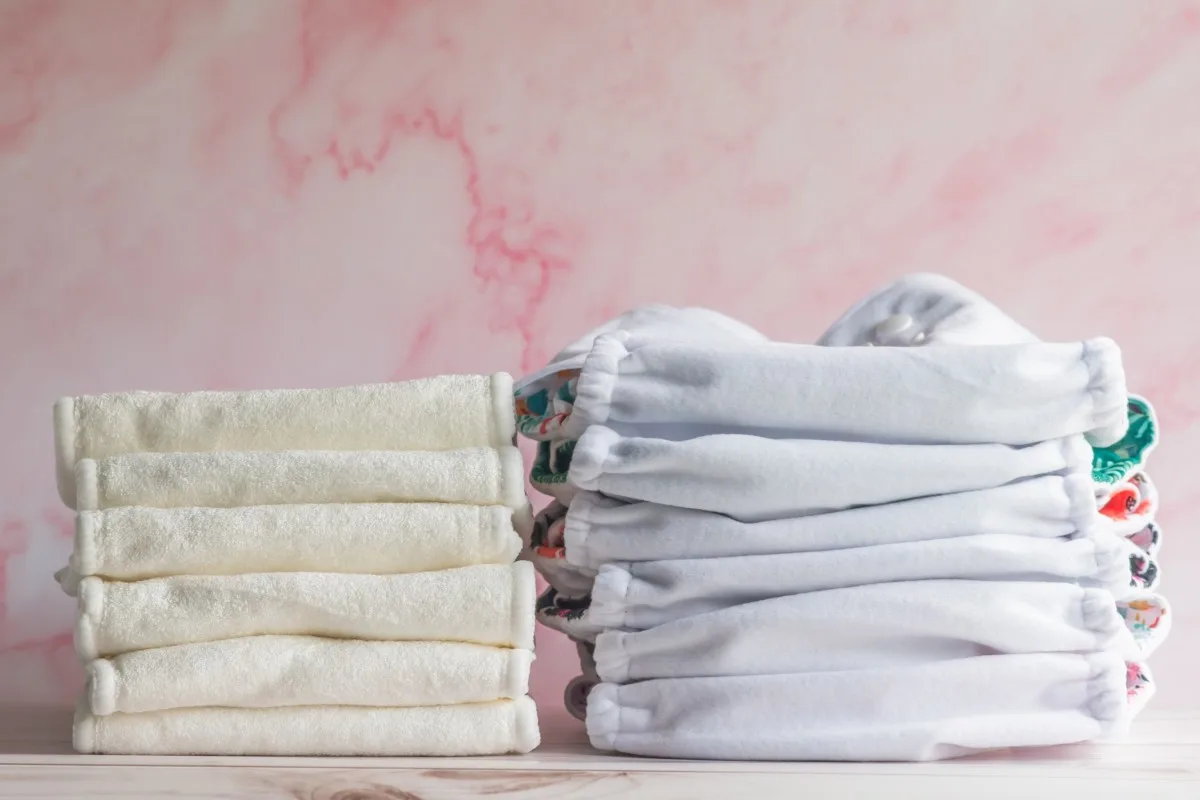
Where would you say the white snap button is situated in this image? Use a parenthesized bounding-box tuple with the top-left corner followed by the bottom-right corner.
(874, 313, 914, 341)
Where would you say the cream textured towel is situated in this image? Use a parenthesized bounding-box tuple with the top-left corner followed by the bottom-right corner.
(62, 503, 522, 584)
(74, 447, 526, 510)
(74, 697, 541, 756)
(86, 636, 533, 715)
(54, 373, 516, 507)
(75, 563, 537, 659)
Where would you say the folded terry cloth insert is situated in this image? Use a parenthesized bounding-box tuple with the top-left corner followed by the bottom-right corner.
(74, 696, 541, 756)
(75, 447, 526, 510)
(570, 426, 1092, 521)
(87, 636, 533, 715)
(565, 474, 1097, 568)
(593, 581, 1145, 683)
(64, 503, 522, 583)
(567, 333, 1126, 446)
(586, 652, 1128, 761)
(54, 373, 516, 508)
(74, 562, 536, 659)
(589, 534, 1130, 630)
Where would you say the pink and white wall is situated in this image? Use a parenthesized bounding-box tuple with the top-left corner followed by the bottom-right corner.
(2, 1, 1197, 723)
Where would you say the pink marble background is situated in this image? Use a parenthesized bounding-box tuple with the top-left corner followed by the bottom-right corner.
(2, 0, 1197, 723)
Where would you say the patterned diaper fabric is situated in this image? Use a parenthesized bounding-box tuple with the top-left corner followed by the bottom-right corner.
(1092, 396, 1158, 488)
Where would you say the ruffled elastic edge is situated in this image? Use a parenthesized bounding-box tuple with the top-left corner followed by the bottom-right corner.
(54, 396, 78, 509)
(1079, 588, 1138, 660)
(1064, 473, 1101, 540)
(584, 682, 620, 751)
(592, 630, 630, 683)
(512, 695, 542, 754)
(588, 564, 633, 630)
(1089, 534, 1134, 593)
(1085, 651, 1129, 737)
(560, 333, 631, 440)
(562, 491, 599, 569)
(1060, 435, 1094, 475)
(1082, 338, 1128, 448)
(86, 658, 117, 716)
(510, 562, 538, 651)
(74, 576, 104, 662)
(488, 372, 517, 447)
(567, 426, 621, 492)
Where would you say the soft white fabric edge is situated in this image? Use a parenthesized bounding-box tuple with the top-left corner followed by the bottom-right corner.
(588, 564, 633, 630)
(584, 682, 619, 751)
(513, 694, 542, 753)
(54, 396, 78, 509)
(593, 630, 629, 683)
(561, 491, 598, 568)
(87, 658, 117, 716)
(505, 649, 535, 698)
(511, 561, 537, 651)
(74, 511, 99, 576)
(499, 446, 528, 510)
(75, 459, 99, 512)
(561, 333, 629, 440)
(1083, 337, 1129, 448)
(72, 700, 97, 754)
(489, 372, 517, 446)
(74, 577, 103, 662)
(567, 426, 620, 492)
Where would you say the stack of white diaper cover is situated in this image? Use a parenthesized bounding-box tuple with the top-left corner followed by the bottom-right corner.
(53, 375, 540, 756)
(514, 276, 1170, 762)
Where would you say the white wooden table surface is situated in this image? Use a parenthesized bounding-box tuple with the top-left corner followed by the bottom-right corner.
(1, 705, 1197, 799)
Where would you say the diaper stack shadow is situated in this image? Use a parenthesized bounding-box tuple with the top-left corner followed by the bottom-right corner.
(514, 282, 1170, 762)
(53, 374, 539, 756)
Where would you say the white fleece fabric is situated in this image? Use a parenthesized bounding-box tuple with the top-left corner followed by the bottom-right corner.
(587, 652, 1128, 761)
(588, 534, 1132, 631)
(564, 474, 1097, 568)
(566, 333, 1126, 446)
(74, 447, 526, 510)
(594, 581, 1151, 683)
(54, 373, 517, 508)
(74, 696, 541, 756)
(63, 503, 522, 585)
(74, 563, 536, 659)
(86, 636, 533, 716)
(570, 426, 1091, 521)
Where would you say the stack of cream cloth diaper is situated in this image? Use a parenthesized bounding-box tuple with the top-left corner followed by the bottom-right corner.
(515, 279, 1170, 761)
(53, 374, 540, 756)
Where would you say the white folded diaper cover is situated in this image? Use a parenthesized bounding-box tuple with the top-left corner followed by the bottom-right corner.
(570, 426, 1093, 522)
(592, 581, 1170, 684)
(54, 373, 517, 508)
(586, 652, 1130, 762)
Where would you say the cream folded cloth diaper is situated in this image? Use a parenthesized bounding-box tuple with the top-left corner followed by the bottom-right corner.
(75, 697, 541, 756)
(74, 447, 526, 510)
(86, 636, 532, 715)
(55, 503, 522, 593)
(75, 562, 537, 659)
(564, 474, 1096, 568)
(593, 581, 1169, 683)
(55, 373, 517, 508)
(586, 652, 1129, 761)
(566, 333, 1126, 447)
(571, 425, 1092, 521)
(587, 534, 1133, 632)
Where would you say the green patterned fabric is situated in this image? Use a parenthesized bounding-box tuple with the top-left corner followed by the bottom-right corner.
(1093, 395, 1157, 486)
